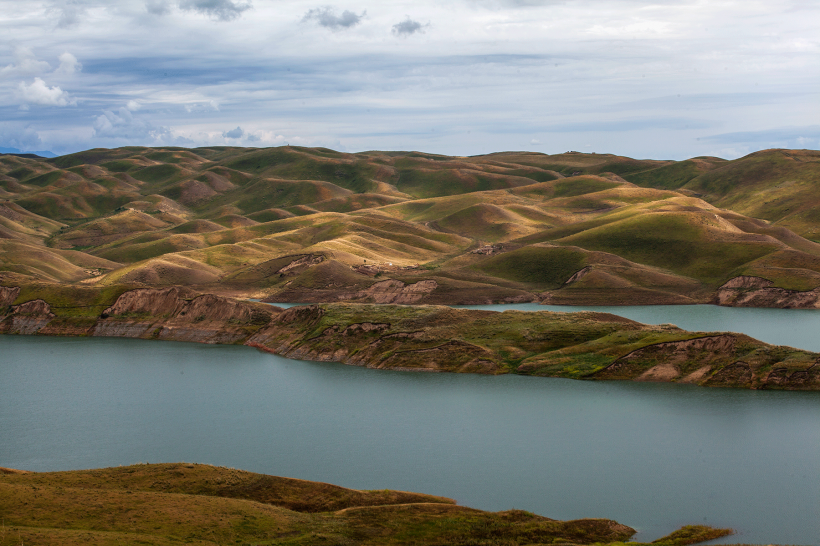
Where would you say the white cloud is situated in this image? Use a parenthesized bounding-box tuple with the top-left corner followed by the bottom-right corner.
(0, 47, 52, 77)
(18, 78, 75, 106)
(584, 19, 672, 38)
(126, 100, 142, 111)
(56, 52, 82, 75)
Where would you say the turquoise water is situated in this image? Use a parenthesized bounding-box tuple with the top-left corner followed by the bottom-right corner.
(1, 335, 818, 544)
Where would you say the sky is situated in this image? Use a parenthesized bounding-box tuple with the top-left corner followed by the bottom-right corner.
(0, 0, 818, 159)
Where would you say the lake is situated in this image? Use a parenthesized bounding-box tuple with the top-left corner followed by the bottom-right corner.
(1, 335, 818, 544)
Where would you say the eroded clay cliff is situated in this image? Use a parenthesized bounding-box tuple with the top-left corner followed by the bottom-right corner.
(715, 276, 820, 308)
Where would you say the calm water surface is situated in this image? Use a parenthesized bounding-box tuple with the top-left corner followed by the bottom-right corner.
(1, 336, 818, 544)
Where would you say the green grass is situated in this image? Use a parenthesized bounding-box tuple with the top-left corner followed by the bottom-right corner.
(393, 166, 532, 198)
(10, 284, 132, 318)
(145, 151, 185, 163)
(5, 167, 35, 180)
(272, 158, 379, 193)
(23, 170, 63, 187)
(475, 246, 587, 287)
(97, 236, 201, 263)
(232, 179, 348, 213)
(503, 168, 560, 183)
(131, 163, 181, 184)
(558, 213, 779, 285)
(0, 463, 736, 546)
(552, 177, 619, 197)
(623, 159, 720, 189)
(48, 148, 141, 169)
(100, 159, 137, 172)
(223, 147, 299, 174)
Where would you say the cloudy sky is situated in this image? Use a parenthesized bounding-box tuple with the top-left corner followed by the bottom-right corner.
(1, 0, 818, 159)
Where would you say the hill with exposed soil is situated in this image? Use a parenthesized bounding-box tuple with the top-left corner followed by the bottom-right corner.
(2, 146, 820, 307)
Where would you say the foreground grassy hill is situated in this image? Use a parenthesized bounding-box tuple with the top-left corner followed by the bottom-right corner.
(0, 463, 736, 545)
(2, 146, 820, 306)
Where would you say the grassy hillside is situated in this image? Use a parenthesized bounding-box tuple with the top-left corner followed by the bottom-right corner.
(0, 463, 737, 546)
(2, 146, 820, 305)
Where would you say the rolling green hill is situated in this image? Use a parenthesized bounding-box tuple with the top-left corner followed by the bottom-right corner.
(0, 463, 733, 546)
(2, 146, 820, 306)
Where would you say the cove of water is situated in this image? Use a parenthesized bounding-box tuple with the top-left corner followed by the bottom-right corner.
(2, 335, 818, 544)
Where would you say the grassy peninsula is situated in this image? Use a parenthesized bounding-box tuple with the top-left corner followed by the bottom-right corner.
(3, 284, 819, 390)
(0, 463, 736, 546)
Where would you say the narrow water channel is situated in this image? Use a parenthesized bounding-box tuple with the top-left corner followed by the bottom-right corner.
(2, 335, 818, 544)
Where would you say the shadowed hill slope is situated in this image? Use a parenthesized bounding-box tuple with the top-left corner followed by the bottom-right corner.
(2, 146, 820, 307)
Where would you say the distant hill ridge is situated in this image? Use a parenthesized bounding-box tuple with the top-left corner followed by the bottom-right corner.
(0, 146, 57, 158)
(1, 145, 819, 308)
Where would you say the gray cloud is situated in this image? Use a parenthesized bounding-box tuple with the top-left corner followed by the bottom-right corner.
(392, 18, 426, 36)
(222, 126, 244, 138)
(178, 0, 252, 21)
(303, 7, 365, 30)
(0, 124, 43, 152)
(700, 126, 820, 145)
(93, 107, 156, 139)
(49, 0, 87, 28)
(145, 0, 172, 15)
(246, 133, 261, 142)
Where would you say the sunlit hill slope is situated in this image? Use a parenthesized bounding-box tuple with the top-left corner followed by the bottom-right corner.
(2, 146, 820, 306)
